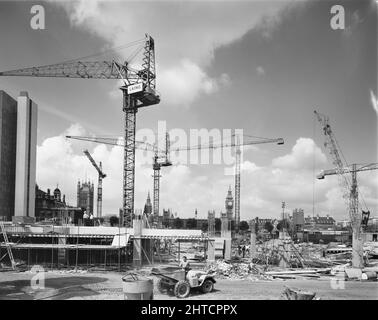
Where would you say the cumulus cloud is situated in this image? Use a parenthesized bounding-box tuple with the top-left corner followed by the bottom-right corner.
(272, 138, 327, 170)
(64, 123, 86, 137)
(159, 59, 230, 108)
(370, 90, 378, 115)
(48, 0, 293, 108)
(256, 66, 266, 76)
(37, 126, 378, 220)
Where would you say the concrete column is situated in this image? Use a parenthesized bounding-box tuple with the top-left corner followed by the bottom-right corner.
(352, 230, 364, 268)
(223, 239, 232, 260)
(278, 241, 290, 268)
(249, 221, 256, 259)
(58, 236, 67, 266)
(133, 214, 143, 268)
(250, 232, 256, 259)
(221, 213, 231, 238)
(207, 240, 215, 263)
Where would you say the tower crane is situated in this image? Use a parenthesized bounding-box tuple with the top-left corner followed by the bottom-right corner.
(67, 134, 171, 223)
(229, 134, 283, 232)
(314, 110, 377, 268)
(67, 133, 284, 232)
(0, 34, 160, 227)
(152, 132, 172, 221)
(83, 149, 106, 218)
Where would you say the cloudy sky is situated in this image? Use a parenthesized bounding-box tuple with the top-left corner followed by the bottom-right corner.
(0, 0, 377, 220)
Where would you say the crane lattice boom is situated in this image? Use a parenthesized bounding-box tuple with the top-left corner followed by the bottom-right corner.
(1, 34, 160, 227)
(83, 150, 106, 178)
(314, 110, 373, 268)
(67, 134, 284, 232)
(317, 163, 378, 179)
(83, 150, 106, 218)
(314, 111, 353, 216)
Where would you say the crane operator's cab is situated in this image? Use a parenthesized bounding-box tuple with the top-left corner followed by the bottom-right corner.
(124, 83, 160, 108)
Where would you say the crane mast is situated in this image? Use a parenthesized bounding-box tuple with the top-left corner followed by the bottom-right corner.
(0, 34, 160, 227)
(152, 153, 161, 219)
(83, 150, 106, 218)
(152, 132, 172, 225)
(314, 110, 367, 268)
(234, 135, 241, 232)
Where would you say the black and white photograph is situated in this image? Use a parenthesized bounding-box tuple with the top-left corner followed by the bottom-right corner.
(0, 0, 377, 305)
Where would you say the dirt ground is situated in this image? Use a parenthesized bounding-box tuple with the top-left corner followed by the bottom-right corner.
(0, 270, 377, 300)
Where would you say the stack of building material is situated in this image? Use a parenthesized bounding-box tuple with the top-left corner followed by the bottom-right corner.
(205, 260, 273, 280)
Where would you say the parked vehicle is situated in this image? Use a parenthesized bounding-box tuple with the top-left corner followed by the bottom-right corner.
(151, 267, 216, 298)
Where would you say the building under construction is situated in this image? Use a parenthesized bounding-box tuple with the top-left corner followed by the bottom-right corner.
(0, 214, 219, 271)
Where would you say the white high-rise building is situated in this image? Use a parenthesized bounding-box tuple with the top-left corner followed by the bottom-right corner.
(14, 92, 38, 222)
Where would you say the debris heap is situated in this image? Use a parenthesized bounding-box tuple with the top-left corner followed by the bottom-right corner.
(206, 260, 273, 281)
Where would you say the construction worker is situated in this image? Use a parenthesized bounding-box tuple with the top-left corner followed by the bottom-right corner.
(179, 256, 191, 273)
(83, 210, 89, 226)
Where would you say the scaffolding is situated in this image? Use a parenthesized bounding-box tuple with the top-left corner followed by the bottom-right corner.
(0, 222, 212, 272)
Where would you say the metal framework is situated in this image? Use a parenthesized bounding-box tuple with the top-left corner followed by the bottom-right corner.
(83, 150, 106, 218)
(314, 111, 378, 267)
(153, 155, 161, 217)
(314, 111, 357, 225)
(0, 34, 160, 228)
(317, 163, 378, 178)
(317, 162, 378, 228)
(152, 133, 172, 219)
(234, 135, 241, 232)
(68, 133, 284, 230)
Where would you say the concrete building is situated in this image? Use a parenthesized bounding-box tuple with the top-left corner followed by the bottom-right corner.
(77, 180, 94, 214)
(0, 90, 17, 221)
(292, 208, 305, 231)
(304, 214, 336, 230)
(14, 92, 38, 223)
(35, 185, 83, 224)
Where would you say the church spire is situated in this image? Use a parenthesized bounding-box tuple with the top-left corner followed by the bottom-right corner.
(144, 191, 152, 215)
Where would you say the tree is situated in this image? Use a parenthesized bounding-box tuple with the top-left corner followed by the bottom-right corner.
(277, 219, 291, 232)
(173, 218, 183, 229)
(239, 221, 249, 231)
(109, 215, 119, 227)
(215, 218, 221, 232)
(201, 222, 208, 233)
(186, 218, 197, 229)
(264, 221, 274, 233)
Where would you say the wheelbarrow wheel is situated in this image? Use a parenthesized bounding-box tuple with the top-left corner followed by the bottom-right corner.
(157, 278, 168, 294)
(174, 280, 190, 298)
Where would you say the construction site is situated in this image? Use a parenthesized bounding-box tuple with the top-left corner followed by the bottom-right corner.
(0, 0, 377, 301)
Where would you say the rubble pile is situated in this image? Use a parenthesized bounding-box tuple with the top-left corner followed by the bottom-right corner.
(206, 260, 273, 281)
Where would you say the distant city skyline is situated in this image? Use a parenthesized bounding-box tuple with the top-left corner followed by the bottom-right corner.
(0, 0, 376, 220)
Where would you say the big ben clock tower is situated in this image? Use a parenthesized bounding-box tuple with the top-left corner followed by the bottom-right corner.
(225, 186, 234, 229)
